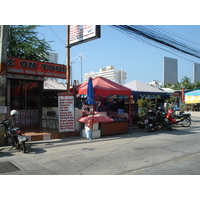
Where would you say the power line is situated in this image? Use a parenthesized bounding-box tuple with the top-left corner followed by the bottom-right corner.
(110, 25, 200, 62)
(47, 25, 66, 46)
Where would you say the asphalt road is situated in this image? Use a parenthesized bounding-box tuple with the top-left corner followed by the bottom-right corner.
(1, 118, 200, 175)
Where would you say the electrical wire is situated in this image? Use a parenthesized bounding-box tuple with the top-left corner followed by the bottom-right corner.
(47, 25, 66, 46)
(110, 25, 200, 62)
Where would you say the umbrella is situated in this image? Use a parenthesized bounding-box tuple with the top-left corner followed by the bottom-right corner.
(86, 77, 95, 140)
(78, 115, 114, 123)
(86, 77, 95, 105)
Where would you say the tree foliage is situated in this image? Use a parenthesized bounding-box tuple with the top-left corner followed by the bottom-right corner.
(164, 76, 200, 90)
(7, 25, 52, 62)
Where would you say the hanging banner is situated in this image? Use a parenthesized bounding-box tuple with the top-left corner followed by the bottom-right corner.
(58, 93, 74, 132)
(69, 25, 101, 46)
(185, 95, 200, 104)
(7, 57, 66, 79)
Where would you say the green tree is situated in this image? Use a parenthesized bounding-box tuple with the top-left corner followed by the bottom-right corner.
(7, 25, 52, 62)
(180, 76, 192, 89)
(193, 81, 200, 89)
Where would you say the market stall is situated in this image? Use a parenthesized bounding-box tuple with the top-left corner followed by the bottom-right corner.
(185, 90, 200, 111)
(74, 76, 131, 137)
(124, 80, 169, 125)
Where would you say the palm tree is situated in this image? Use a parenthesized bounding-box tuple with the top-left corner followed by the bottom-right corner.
(180, 76, 192, 89)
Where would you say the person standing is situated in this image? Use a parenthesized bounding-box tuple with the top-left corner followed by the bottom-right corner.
(87, 117, 93, 141)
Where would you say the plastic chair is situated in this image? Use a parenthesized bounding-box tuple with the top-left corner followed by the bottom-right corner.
(46, 111, 58, 129)
(42, 114, 48, 128)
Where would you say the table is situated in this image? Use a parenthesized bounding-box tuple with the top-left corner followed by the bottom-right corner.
(99, 120, 128, 136)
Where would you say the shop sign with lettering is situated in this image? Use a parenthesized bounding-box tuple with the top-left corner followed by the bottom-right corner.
(58, 93, 74, 132)
(0, 106, 7, 113)
(69, 25, 101, 46)
(7, 57, 66, 79)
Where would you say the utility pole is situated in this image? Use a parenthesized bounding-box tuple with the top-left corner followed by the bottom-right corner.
(70, 62, 74, 85)
(0, 25, 9, 146)
(79, 55, 83, 83)
(66, 25, 71, 93)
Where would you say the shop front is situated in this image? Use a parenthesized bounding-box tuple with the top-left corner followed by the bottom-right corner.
(7, 57, 66, 127)
(7, 75, 43, 126)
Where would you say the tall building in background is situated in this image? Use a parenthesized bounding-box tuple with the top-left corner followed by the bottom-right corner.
(163, 57, 178, 85)
(47, 52, 58, 63)
(194, 63, 200, 82)
(84, 66, 127, 84)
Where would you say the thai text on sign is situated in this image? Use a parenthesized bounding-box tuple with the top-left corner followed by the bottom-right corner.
(58, 93, 74, 132)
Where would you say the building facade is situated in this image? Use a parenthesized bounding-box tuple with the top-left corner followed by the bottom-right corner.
(194, 63, 200, 83)
(84, 66, 127, 84)
(47, 52, 58, 64)
(163, 57, 178, 86)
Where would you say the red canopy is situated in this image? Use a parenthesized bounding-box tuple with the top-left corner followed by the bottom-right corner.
(75, 76, 131, 98)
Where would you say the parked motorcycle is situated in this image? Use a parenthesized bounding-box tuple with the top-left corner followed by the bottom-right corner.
(145, 107, 172, 132)
(145, 109, 159, 132)
(167, 109, 191, 127)
(0, 110, 28, 153)
(157, 107, 172, 130)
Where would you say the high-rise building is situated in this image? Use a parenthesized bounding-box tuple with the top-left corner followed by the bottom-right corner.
(84, 66, 127, 84)
(47, 52, 58, 64)
(163, 57, 178, 85)
(194, 63, 200, 83)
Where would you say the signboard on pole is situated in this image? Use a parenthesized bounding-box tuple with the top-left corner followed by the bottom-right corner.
(69, 25, 101, 46)
(58, 93, 74, 132)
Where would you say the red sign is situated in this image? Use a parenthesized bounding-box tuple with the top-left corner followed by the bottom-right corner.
(7, 57, 66, 79)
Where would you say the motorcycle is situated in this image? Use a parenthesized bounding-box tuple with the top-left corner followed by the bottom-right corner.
(145, 109, 159, 132)
(145, 107, 172, 132)
(167, 109, 191, 127)
(0, 110, 28, 153)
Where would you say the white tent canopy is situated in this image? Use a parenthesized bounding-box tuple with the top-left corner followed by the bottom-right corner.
(160, 88, 175, 93)
(124, 80, 167, 95)
(44, 79, 67, 90)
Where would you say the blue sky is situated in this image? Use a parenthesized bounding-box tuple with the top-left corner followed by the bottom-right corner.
(37, 25, 200, 85)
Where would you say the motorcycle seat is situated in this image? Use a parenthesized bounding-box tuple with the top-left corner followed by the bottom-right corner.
(10, 127, 21, 135)
(176, 113, 191, 118)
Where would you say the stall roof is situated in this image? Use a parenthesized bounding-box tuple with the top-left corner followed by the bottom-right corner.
(160, 88, 175, 93)
(75, 76, 131, 97)
(44, 79, 67, 90)
(185, 90, 200, 96)
(124, 80, 167, 95)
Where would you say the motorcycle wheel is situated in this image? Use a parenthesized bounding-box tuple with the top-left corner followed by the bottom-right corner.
(147, 126, 153, 132)
(182, 118, 191, 127)
(19, 142, 26, 153)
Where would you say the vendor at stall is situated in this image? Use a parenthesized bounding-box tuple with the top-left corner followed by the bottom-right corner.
(82, 101, 90, 116)
(97, 102, 104, 111)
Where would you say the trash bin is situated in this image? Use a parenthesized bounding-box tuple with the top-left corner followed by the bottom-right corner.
(0, 122, 5, 146)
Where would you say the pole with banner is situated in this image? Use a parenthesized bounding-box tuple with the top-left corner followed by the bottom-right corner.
(58, 25, 101, 132)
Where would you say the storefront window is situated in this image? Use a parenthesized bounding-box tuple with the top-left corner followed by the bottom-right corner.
(10, 80, 41, 126)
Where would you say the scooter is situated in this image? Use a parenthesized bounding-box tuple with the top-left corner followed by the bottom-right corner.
(0, 110, 28, 153)
(167, 109, 191, 127)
